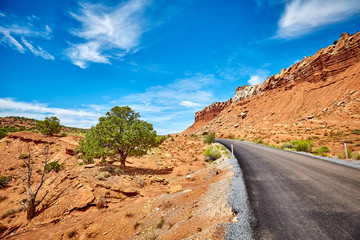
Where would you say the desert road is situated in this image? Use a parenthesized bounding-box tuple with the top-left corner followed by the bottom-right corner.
(217, 139, 360, 240)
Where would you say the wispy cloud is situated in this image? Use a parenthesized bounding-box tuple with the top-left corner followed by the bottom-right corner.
(21, 37, 54, 60)
(66, 0, 148, 68)
(116, 73, 219, 134)
(180, 101, 201, 108)
(0, 98, 101, 128)
(0, 12, 54, 59)
(277, 0, 360, 39)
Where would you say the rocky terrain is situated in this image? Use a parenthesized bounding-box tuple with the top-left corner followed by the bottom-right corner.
(0, 131, 237, 239)
(185, 32, 360, 157)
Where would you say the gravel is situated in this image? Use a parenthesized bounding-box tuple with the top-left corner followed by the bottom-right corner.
(216, 144, 255, 240)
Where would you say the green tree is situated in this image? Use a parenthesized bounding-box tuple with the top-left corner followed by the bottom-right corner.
(77, 106, 158, 167)
(36, 116, 61, 136)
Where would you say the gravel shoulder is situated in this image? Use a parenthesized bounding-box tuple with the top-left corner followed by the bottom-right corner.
(214, 143, 255, 240)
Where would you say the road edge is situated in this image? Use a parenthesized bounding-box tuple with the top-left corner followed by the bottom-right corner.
(242, 140, 360, 170)
(216, 142, 255, 240)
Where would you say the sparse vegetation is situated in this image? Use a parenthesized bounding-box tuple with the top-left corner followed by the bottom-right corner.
(203, 145, 221, 161)
(314, 146, 330, 156)
(45, 161, 63, 173)
(204, 131, 215, 144)
(36, 116, 61, 136)
(157, 216, 164, 229)
(0, 176, 11, 189)
(18, 153, 30, 159)
(66, 229, 77, 238)
(281, 139, 313, 152)
(351, 129, 360, 135)
(227, 133, 235, 139)
(20, 146, 50, 220)
(256, 138, 264, 144)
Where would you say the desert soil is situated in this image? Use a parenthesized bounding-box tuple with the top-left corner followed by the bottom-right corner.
(0, 132, 236, 240)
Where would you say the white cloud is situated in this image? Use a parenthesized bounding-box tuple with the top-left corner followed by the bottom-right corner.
(248, 75, 267, 85)
(0, 12, 6, 17)
(0, 27, 26, 53)
(277, 0, 360, 39)
(0, 98, 101, 129)
(180, 101, 201, 108)
(66, 0, 147, 68)
(0, 12, 54, 58)
(66, 41, 109, 68)
(21, 37, 55, 60)
(118, 73, 218, 134)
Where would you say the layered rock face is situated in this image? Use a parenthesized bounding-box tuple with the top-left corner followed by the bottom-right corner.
(261, 32, 360, 91)
(195, 100, 232, 122)
(232, 84, 261, 103)
(193, 32, 360, 124)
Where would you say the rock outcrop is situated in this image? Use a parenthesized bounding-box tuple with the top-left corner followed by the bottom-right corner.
(192, 32, 360, 125)
(232, 84, 261, 103)
(195, 100, 232, 122)
(261, 32, 360, 91)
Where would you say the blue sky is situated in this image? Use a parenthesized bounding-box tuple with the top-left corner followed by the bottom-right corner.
(1, 0, 360, 134)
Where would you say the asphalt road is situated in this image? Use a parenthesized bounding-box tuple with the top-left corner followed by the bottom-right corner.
(217, 139, 360, 240)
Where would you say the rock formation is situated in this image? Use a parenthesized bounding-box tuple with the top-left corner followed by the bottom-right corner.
(195, 99, 232, 122)
(232, 84, 261, 103)
(192, 32, 360, 125)
(261, 32, 360, 91)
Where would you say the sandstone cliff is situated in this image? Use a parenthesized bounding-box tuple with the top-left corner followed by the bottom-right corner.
(261, 32, 360, 91)
(195, 100, 232, 123)
(185, 32, 360, 155)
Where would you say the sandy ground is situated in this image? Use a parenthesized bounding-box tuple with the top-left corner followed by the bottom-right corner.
(0, 132, 237, 240)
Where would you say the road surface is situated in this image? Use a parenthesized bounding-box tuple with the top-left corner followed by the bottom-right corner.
(217, 139, 360, 240)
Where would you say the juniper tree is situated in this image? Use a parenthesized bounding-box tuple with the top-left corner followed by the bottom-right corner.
(77, 106, 158, 167)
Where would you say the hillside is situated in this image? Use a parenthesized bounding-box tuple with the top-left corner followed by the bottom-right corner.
(0, 117, 88, 139)
(185, 32, 360, 157)
(0, 130, 238, 239)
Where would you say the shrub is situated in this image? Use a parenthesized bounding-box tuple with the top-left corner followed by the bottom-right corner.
(281, 142, 294, 149)
(36, 116, 61, 136)
(66, 230, 77, 238)
(227, 133, 235, 139)
(352, 152, 360, 160)
(157, 216, 164, 229)
(0, 176, 11, 188)
(314, 146, 330, 156)
(203, 145, 221, 161)
(256, 138, 264, 144)
(333, 40, 338, 45)
(18, 153, 30, 159)
(351, 129, 360, 135)
(291, 140, 313, 152)
(204, 132, 215, 144)
(45, 161, 62, 173)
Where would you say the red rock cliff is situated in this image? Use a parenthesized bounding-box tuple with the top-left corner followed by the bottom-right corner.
(195, 99, 232, 122)
(193, 32, 360, 124)
(261, 32, 360, 91)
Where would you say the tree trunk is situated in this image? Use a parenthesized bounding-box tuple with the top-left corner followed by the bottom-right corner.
(27, 198, 36, 220)
(120, 158, 126, 167)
